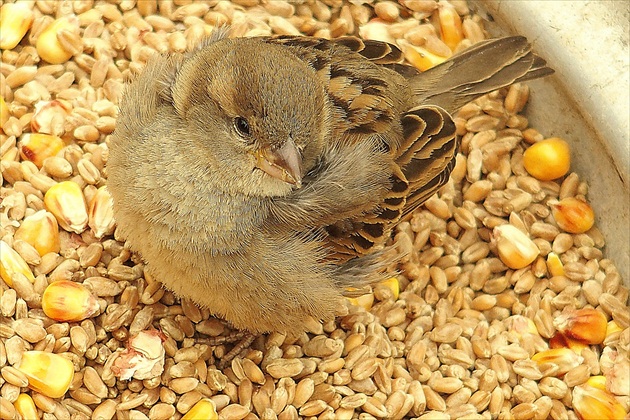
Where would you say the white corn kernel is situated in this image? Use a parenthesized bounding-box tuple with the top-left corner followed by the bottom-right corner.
(493, 224, 540, 269)
(88, 186, 116, 238)
(44, 181, 88, 234)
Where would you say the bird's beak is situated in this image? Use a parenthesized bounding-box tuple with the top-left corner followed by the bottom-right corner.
(254, 140, 303, 187)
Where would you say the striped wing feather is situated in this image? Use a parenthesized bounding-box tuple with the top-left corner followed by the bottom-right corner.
(324, 105, 458, 259)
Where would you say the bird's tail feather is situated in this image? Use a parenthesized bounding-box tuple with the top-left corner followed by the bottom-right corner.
(409, 36, 554, 114)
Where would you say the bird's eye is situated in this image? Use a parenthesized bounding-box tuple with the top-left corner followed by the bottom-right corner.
(234, 117, 250, 137)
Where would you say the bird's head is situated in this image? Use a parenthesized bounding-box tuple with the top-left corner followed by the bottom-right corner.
(167, 37, 330, 197)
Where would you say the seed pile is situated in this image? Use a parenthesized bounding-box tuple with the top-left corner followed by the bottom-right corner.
(1, 1, 629, 420)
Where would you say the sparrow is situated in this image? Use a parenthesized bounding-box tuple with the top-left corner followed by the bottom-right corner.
(107, 30, 553, 337)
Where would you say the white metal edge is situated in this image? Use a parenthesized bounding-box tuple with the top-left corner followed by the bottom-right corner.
(470, 0, 630, 284)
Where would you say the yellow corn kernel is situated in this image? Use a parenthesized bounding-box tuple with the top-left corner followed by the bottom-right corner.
(438, 4, 463, 51)
(14, 210, 60, 256)
(88, 186, 116, 239)
(0, 96, 9, 128)
(42, 280, 100, 322)
(0, 2, 34, 50)
(550, 197, 595, 234)
(399, 39, 447, 71)
(379, 277, 400, 300)
(554, 308, 607, 345)
(18, 133, 65, 168)
(546, 252, 564, 277)
(17, 351, 74, 399)
(523, 137, 571, 181)
(572, 384, 627, 420)
(493, 224, 540, 269)
(35, 17, 75, 64)
(14, 393, 39, 420)
(181, 398, 218, 420)
(44, 181, 88, 234)
(531, 348, 583, 376)
(586, 375, 607, 391)
(346, 292, 375, 311)
(0, 240, 35, 286)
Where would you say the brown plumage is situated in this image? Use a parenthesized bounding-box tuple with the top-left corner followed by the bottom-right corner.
(107, 31, 552, 335)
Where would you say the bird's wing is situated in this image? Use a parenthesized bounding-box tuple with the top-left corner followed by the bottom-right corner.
(260, 35, 551, 261)
(322, 105, 458, 261)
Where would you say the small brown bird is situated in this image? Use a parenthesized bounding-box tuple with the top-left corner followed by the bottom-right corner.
(107, 30, 552, 337)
